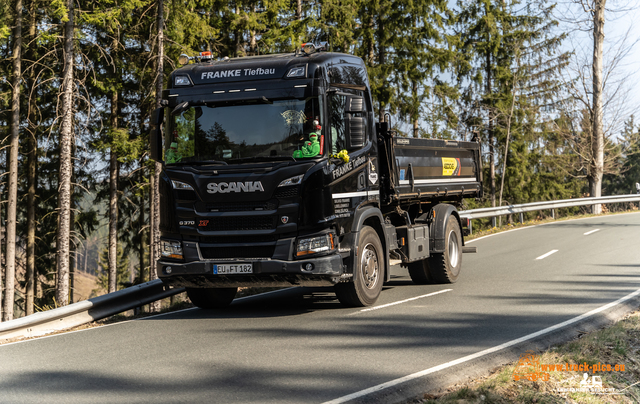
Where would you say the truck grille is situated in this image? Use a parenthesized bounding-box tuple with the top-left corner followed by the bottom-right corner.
(274, 186, 299, 199)
(207, 200, 278, 212)
(202, 216, 276, 231)
(200, 245, 275, 259)
(199, 235, 278, 243)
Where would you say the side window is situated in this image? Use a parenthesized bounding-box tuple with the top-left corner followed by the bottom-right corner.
(328, 93, 347, 154)
(329, 89, 367, 154)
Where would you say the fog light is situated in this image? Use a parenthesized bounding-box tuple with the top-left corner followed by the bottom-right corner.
(165, 266, 172, 274)
(303, 263, 314, 271)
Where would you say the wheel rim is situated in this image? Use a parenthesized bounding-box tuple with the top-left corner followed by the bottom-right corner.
(360, 242, 379, 289)
(448, 230, 460, 269)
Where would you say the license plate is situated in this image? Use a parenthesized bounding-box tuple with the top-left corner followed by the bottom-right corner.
(213, 264, 253, 274)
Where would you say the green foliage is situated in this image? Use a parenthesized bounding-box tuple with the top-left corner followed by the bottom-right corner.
(95, 245, 131, 293)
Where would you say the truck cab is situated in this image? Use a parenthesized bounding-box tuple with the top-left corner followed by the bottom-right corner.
(150, 45, 481, 308)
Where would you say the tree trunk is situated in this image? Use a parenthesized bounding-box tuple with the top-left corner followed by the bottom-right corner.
(591, 0, 605, 214)
(412, 80, 419, 137)
(7, 2, 27, 318)
(56, 0, 74, 307)
(234, 4, 243, 57)
(498, 86, 518, 226)
(149, 0, 164, 312)
(377, 13, 386, 122)
(108, 91, 119, 294)
(4, 0, 23, 321)
(25, 0, 37, 316)
(486, 50, 496, 208)
(138, 167, 146, 285)
(69, 143, 77, 302)
(249, 18, 256, 56)
(83, 242, 88, 273)
(367, 13, 375, 65)
(26, 127, 36, 315)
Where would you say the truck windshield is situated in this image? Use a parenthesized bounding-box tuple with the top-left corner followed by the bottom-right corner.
(164, 97, 324, 164)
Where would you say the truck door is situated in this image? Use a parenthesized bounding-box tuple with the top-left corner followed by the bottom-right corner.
(326, 91, 379, 225)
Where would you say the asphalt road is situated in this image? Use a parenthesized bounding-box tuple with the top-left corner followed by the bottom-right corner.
(1, 213, 639, 404)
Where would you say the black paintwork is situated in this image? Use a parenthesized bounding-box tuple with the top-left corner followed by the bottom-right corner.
(155, 50, 482, 288)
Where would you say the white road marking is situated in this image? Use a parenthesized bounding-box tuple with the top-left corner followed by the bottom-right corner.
(323, 286, 640, 404)
(584, 229, 600, 236)
(349, 289, 452, 315)
(536, 250, 558, 260)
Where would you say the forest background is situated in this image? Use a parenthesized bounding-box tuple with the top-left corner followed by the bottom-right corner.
(0, 0, 638, 321)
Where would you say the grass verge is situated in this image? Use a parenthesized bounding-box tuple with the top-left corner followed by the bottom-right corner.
(408, 307, 640, 402)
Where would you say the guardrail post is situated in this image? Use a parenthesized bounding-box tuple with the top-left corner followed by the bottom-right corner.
(491, 217, 496, 228)
(469, 219, 472, 235)
(519, 213, 524, 223)
(551, 209, 555, 219)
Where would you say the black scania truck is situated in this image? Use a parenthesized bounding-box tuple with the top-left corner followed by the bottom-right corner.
(150, 44, 482, 308)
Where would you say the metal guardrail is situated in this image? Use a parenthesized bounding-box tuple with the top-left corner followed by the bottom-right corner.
(2, 194, 639, 343)
(459, 194, 640, 220)
(0, 280, 184, 341)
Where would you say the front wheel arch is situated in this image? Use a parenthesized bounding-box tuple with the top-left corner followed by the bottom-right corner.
(352, 206, 390, 282)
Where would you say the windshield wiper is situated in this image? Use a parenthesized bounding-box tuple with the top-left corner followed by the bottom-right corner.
(169, 159, 228, 166)
(226, 156, 296, 164)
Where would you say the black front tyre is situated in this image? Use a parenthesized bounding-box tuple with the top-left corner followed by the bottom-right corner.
(428, 215, 462, 283)
(334, 226, 384, 307)
(186, 287, 238, 309)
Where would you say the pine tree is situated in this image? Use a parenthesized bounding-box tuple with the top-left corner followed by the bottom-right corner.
(392, 0, 452, 138)
(56, 0, 75, 307)
(3, 0, 23, 321)
(95, 245, 131, 293)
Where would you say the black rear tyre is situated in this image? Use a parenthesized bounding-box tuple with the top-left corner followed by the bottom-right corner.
(334, 226, 384, 307)
(186, 287, 238, 309)
(427, 216, 462, 283)
(408, 259, 431, 285)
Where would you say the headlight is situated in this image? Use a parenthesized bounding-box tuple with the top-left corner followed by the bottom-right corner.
(171, 180, 194, 190)
(161, 240, 183, 260)
(278, 174, 303, 187)
(174, 75, 192, 86)
(296, 233, 335, 257)
(286, 66, 306, 78)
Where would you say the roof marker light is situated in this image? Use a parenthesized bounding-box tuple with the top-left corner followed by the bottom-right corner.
(213, 90, 225, 94)
(229, 89, 240, 93)
(178, 54, 190, 65)
(302, 43, 316, 54)
(245, 88, 257, 92)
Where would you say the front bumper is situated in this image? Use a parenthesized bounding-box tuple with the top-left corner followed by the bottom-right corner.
(158, 253, 345, 288)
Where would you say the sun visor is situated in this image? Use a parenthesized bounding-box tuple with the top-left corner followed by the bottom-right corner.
(166, 84, 312, 107)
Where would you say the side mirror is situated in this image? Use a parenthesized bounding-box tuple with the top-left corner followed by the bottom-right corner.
(150, 107, 164, 162)
(344, 95, 366, 149)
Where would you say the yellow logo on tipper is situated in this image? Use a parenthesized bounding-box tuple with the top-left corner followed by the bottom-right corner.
(442, 158, 460, 176)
